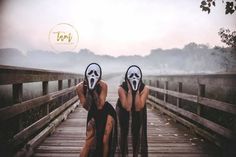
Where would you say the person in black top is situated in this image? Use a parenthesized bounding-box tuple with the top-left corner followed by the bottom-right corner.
(76, 63, 117, 157)
(116, 65, 149, 157)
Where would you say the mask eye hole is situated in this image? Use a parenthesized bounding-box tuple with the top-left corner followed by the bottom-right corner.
(134, 73, 139, 78)
(94, 71, 99, 76)
(129, 73, 134, 78)
(88, 70, 93, 75)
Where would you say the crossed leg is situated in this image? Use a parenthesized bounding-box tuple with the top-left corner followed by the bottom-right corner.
(80, 118, 95, 157)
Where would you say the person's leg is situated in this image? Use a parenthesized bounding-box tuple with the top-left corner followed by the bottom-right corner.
(80, 118, 95, 157)
(103, 115, 114, 157)
(118, 107, 129, 157)
(132, 110, 143, 157)
(120, 126, 128, 157)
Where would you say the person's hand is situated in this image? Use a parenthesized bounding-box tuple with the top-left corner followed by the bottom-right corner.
(126, 80, 132, 93)
(137, 82, 141, 92)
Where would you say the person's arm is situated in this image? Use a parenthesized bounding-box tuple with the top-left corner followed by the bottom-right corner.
(80, 118, 95, 157)
(98, 81, 108, 107)
(76, 82, 92, 110)
(118, 83, 132, 111)
(103, 115, 114, 157)
(134, 86, 149, 111)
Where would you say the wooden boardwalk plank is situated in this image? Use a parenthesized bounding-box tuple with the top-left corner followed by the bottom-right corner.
(33, 105, 220, 157)
(33, 76, 221, 157)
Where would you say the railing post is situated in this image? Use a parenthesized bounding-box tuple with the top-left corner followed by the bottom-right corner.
(156, 80, 159, 98)
(197, 84, 205, 115)
(177, 82, 182, 107)
(74, 79, 78, 86)
(43, 81, 49, 114)
(68, 79, 71, 88)
(149, 80, 152, 96)
(73, 79, 78, 96)
(43, 81, 48, 95)
(68, 79, 72, 99)
(13, 84, 23, 103)
(164, 81, 168, 103)
(58, 80, 63, 90)
(58, 80, 63, 105)
(144, 80, 147, 84)
(13, 83, 23, 131)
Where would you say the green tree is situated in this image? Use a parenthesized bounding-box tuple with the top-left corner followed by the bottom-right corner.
(218, 28, 236, 48)
(200, 0, 236, 48)
(200, 0, 236, 14)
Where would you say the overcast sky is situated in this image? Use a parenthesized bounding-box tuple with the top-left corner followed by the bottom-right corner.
(0, 0, 235, 56)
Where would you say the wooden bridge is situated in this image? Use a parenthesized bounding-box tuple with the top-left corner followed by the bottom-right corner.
(0, 65, 236, 157)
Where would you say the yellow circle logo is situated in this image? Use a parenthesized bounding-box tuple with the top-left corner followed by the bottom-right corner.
(49, 23, 79, 52)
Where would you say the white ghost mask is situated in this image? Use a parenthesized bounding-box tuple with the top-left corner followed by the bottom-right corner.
(85, 63, 101, 90)
(126, 65, 142, 91)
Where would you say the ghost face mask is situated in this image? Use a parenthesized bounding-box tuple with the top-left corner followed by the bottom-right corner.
(126, 65, 142, 92)
(85, 63, 102, 90)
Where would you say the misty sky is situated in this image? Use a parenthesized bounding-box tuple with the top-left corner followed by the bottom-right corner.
(0, 0, 235, 56)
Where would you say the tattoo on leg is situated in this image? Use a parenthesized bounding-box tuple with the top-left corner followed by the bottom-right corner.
(86, 118, 95, 140)
(104, 119, 113, 136)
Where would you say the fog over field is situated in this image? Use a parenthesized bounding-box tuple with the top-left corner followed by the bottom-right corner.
(0, 43, 236, 75)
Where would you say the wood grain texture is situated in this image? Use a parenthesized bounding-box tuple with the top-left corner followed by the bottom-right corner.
(32, 79, 221, 157)
(148, 95, 234, 139)
(12, 96, 78, 146)
(0, 65, 81, 85)
(148, 86, 236, 114)
(0, 86, 76, 121)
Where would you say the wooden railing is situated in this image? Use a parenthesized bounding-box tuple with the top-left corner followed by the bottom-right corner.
(145, 74, 236, 148)
(0, 65, 82, 156)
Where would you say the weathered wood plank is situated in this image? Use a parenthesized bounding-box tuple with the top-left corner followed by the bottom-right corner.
(0, 86, 76, 121)
(42, 81, 49, 114)
(33, 105, 220, 157)
(148, 95, 235, 139)
(148, 86, 236, 114)
(197, 84, 205, 116)
(147, 100, 223, 147)
(33, 96, 220, 157)
(15, 102, 79, 157)
(58, 80, 63, 91)
(164, 81, 168, 103)
(0, 65, 81, 85)
(176, 82, 182, 108)
(12, 96, 78, 146)
(13, 83, 23, 131)
(29, 77, 221, 157)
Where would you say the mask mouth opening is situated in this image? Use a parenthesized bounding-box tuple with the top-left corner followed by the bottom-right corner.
(90, 78, 95, 89)
(132, 80, 137, 90)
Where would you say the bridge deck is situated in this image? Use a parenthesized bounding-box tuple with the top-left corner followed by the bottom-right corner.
(33, 76, 221, 157)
